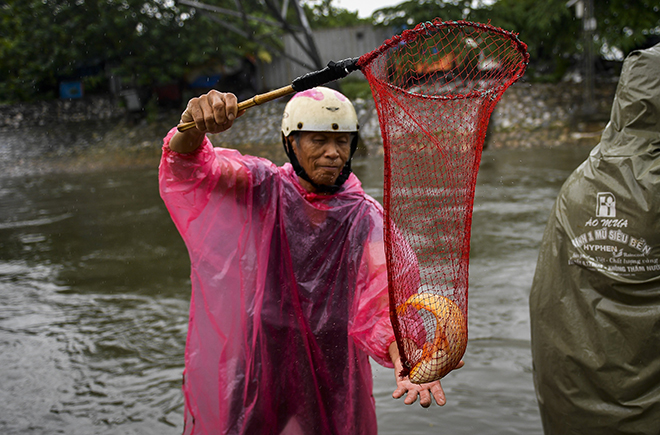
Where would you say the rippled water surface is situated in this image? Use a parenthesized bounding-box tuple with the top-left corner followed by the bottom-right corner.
(0, 140, 592, 434)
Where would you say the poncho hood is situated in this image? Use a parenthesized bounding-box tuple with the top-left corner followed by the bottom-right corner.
(596, 43, 660, 158)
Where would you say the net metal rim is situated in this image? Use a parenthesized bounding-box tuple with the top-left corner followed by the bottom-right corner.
(374, 79, 511, 102)
(358, 19, 530, 101)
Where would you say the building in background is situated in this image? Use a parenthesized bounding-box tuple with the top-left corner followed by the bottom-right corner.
(259, 25, 394, 90)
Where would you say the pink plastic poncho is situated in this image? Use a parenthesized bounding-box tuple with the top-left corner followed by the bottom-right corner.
(159, 128, 395, 435)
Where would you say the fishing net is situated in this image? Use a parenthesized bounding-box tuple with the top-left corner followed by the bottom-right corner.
(358, 19, 528, 383)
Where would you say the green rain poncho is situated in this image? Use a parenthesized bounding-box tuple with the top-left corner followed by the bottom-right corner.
(530, 43, 660, 435)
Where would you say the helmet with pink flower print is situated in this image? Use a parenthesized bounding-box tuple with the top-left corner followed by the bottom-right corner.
(280, 87, 360, 193)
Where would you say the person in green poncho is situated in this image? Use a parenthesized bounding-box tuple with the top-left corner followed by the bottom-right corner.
(530, 42, 660, 435)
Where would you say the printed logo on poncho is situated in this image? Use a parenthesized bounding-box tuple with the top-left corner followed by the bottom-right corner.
(596, 192, 616, 218)
(567, 192, 659, 279)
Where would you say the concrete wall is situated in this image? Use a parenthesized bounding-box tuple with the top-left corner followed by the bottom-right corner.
(0, 96, 126, 130)
(487, 80, 617, 148)
(0, 80, 618, 155)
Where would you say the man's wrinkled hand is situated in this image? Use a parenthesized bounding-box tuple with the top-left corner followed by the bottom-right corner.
(390, 342, 464, 408)
(181, 90, 243, 134)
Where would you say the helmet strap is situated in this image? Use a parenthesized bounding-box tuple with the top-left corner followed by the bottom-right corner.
(282, 133, 358, 195)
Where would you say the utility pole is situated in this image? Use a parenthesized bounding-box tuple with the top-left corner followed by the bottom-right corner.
(567, 0, 596, 116)
(583, 0, 596, 116)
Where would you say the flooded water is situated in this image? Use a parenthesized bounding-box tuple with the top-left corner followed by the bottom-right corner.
(0, 133, 592, 434)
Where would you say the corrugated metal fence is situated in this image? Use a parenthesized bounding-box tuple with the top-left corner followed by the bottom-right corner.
(259, 25, 394, 90)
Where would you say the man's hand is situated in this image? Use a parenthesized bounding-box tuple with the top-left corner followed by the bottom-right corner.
(169, 90, 244, 153)
(389, 342, 464, 407)
(181, 90, 242, 135)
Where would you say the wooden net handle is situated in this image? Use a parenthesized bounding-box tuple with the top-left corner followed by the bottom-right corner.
(176, 85, 295, 132)
(175, 57, 360, 133)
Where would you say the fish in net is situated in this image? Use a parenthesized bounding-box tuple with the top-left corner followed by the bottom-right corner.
(358, 19, 528, 383)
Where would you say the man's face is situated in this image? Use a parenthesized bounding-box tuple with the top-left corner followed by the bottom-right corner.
(292, 131, 352, 188)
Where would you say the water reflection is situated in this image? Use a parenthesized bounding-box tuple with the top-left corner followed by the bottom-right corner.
(0, 144, 591, 434)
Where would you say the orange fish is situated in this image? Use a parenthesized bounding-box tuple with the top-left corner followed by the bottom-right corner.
(397, 293, 467, 384)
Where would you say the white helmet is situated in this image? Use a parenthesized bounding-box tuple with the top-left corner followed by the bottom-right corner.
(281, 86, 359, 137)
(280, 87, 360, 193)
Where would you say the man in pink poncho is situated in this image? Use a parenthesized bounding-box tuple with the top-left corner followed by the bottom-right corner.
(159, 86, 456, 435)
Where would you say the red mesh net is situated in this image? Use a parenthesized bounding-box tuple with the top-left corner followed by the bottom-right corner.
(358, 19, 528, 383)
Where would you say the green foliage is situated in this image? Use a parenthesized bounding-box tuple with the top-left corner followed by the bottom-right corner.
(339, 77, 373, 100)
(0, 0, 239, 102)
(372, 0, 470, 28)
(368, 0, 579, 81)
(368, 0, 660, 82)
(302, 0, 366, 28)
(2, 0, 658, 102)
(595, 0, 660, 54)
(471, 0, 580, 81)
(0, 0, 369, 102)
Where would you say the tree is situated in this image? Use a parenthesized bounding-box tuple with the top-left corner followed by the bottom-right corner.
(178, 0, 365, 71)
(365, 0, 660, 82)
(0, 0, 386, 103)
(0, 0, 240, 102)
(593, 0, 660, 54)
(372, 0, 470, 28)
(302, 0, 365, 29)
(471, 0, 580, 81)
(475, 0, 660, 81)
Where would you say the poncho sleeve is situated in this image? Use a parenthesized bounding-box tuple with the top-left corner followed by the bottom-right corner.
(350, 203, 396, 368)
(158, 127, 255, 234)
